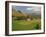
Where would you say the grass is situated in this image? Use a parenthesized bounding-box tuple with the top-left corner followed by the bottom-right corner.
(12, 19, 41, 31)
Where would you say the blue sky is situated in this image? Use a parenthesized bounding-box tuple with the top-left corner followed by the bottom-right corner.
(16, 6, 32, 11)
(13, 6, 33, 13)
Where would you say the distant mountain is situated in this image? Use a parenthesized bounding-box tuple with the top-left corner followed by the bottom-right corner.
(24, 11, 41, 16)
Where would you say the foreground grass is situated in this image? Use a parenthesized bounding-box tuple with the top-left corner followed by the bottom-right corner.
(12, 19, 41, 31)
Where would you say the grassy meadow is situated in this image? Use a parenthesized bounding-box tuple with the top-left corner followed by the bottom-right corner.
(12, 19, 41, 31)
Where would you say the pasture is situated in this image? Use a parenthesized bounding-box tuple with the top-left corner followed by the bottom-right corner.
(12, 19, 41, 31)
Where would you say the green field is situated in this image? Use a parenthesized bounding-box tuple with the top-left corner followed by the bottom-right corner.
(12, 19, 41, 31)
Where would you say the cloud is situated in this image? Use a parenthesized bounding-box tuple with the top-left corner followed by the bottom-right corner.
(34, 8, 41, 12)
(26, 7, 41, 12)
(26, 8, 33, 10)
(31, 7, 41, 12)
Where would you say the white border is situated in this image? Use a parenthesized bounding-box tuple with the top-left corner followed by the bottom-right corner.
(9, 3, 44, 34)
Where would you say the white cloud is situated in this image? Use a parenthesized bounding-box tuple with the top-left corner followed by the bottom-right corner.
(33, 9, 40, 11)
(26, 7, 41, 11)
(26, 8, 33, 10)
(32, 7, 41, 11)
